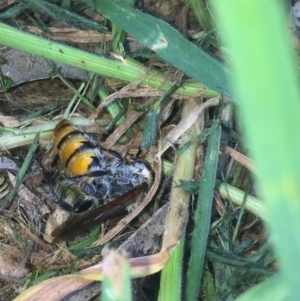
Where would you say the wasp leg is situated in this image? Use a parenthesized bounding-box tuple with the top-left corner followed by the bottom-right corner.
(105, 149, 124, 162)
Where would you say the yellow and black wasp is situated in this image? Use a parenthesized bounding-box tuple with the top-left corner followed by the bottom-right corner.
(45, 119, 151, 241)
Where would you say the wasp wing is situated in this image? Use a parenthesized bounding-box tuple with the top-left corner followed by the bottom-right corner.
(51, 183, 146, 240)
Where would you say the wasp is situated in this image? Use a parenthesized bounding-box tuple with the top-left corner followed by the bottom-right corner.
(53, 119, 151, 203)
(45, 119, 151, 242)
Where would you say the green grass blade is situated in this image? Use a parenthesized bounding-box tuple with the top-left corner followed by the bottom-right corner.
(234, 274, 288, 301)
(212, 0, 300, 299)
(0, 22, 216, 98)
(0, 22, 141, 83)
(217, 183, 266, 220)
(87, 0, 232, 96)
(185, 121, 221, 300)
(206, 250, 274, 277)
(158, 234, 185, 301)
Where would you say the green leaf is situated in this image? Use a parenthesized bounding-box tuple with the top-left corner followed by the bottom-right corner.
(185, 121, 221, 300)
(212, 0, 300, 299)
(86, 0, 232, 97)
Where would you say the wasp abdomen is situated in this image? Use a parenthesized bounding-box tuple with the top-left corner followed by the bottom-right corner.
(53, 120, 106, 177)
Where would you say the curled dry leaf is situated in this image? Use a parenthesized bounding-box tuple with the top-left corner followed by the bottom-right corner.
(25, 26, 114, 44)
(160, 96, 220, 154)
(103, 81, 195, 99)
(12, 250, 169, 301)
(219, 145, 255, 172)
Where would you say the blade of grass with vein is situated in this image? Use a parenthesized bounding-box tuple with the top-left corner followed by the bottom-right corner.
(158, 100, 200, 301)
(185, 120, 221, 301)
(158, 234, 185, 301)
(217, 183, 266, 221)
(0, 22, 217, 99)
(212, 0, 300, 299)
(206, 250, 274, 277)
(85, 0, 232, 97)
